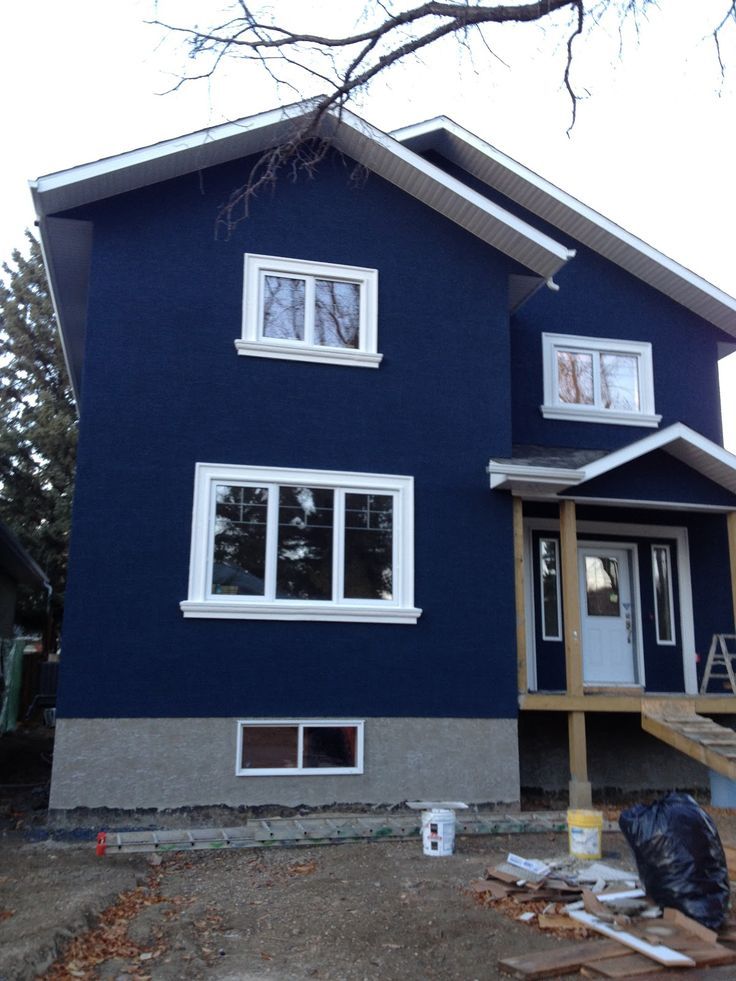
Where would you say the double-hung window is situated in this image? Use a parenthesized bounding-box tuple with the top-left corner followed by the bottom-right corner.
(180, 464, 420, 623)
(236, 254, 381, 368)
(541, 334, 660, 426)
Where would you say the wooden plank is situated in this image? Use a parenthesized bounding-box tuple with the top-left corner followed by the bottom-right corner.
(567, 912, 696, 967)
(641, 711, 736, 781)
(513, 496, 527, 696)
(560, 499, 583, 695)
(581, 953, 663, 977)
(568, 710, 592, 808)
(498, 941, 627, 979)
(662, 906, 717, 945)
(520, 692, 736, 713)
(728, 512, 736, 634)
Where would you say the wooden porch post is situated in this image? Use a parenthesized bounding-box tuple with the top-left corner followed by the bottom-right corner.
(559, 499, 592, 809)
(513, 497, 527, 695)
(728, 512, 736, 634)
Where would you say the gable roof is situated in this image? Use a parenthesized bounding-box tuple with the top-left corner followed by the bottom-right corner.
(0, 521, 49, 589)
(393, 116, 736, 340)
(31, 99, 573, 400)
(488, 423, 736, 505)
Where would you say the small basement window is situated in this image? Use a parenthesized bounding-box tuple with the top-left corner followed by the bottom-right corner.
(541, 334, 660, 427)
(236, 720, 364, 775)
(236, 254, 381, 368)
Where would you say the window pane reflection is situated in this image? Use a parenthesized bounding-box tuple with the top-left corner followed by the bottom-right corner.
(601, 354, 640, 411)
(276, 487, 334, 599)
(242, 726, 298, 769)
(344, 494, 393, 599)
(303, 726, 357, 768)
(557, 351, 594, 404)
(653, 546, 674, 642)
(585, 556, 620, 616)
(540, 538, 560, 638)
(315, 280, 360, 348)
(212, 484, 268, 595)
(263, 275, 305, 340)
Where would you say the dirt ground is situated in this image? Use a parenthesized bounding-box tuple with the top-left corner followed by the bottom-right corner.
(2, 726, 736, 981)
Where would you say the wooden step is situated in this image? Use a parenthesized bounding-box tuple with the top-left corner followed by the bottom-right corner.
(642, 699, 736, 781)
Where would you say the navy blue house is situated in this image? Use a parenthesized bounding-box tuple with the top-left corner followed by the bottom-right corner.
(32, 101, 736, 810)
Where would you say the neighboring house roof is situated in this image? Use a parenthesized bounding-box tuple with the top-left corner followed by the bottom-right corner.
(30, 99, 573, 401)
(0, 522, 49, 589)
(488, 423, 736, 501)
(392, 116, 736, 341)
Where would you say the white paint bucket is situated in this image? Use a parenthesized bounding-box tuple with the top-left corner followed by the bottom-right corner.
(421, 808, 456, 856)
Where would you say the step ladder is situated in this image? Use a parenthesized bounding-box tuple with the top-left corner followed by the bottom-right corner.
(699, 634, 736, 694)
(95, 811, 582, 856)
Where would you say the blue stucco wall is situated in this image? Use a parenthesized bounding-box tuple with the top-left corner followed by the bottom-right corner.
(56, 151, 520, 720)
(422, 151, 728, 451)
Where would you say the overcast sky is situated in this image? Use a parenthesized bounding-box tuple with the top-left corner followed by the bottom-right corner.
(1, 1, 734, 447)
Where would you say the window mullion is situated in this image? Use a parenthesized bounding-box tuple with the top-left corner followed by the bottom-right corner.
(297, 725, 304, 770)
(304, 277, 315, 345)
(592, 352, 602, 407)
(264, 483, 279, 601)
(334, 488, 345, 603)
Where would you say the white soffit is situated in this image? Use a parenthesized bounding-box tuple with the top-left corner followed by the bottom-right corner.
(393, 117, 736, 338)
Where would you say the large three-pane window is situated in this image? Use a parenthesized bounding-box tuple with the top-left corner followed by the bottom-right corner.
(236, 255, 381, 368)
(541, 334, 660, 427)
(181, 465, 419, 623)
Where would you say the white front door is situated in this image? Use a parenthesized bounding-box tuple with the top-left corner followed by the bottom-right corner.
(579, 545, 638, 685)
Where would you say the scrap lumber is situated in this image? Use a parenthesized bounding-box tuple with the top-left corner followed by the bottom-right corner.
(498, 941, 627, 979)
(567, 911, 696, 967)
(662, 906, 718, 945)
(580, 953, 664, 977)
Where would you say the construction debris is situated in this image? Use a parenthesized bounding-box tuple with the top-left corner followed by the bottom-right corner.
(472, 852, 736, 978)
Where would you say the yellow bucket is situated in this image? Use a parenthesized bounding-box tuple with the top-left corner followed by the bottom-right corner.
(567, 809, 603, 860)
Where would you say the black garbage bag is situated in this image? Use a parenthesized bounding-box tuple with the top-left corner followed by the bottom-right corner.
(619, 792, 730, 929)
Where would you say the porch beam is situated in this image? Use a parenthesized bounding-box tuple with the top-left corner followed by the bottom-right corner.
(568, 711, 592, 808)
(520, 692, 736, 714)
(513, 497, 527, 694)
(728, 512, 736, 633)
(559, 500, 583, 695)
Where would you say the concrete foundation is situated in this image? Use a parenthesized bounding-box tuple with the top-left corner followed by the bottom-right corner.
(50, 717, 520, 810)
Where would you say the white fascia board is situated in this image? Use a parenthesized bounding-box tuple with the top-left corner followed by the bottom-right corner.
(393, 117, 736, 336)
(487, 461, 583, 491)
(31, 100, 572, 281)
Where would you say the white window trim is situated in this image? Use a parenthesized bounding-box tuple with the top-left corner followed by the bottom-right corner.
(539, 537, 562, 642)
(180, 463, 421, 623)
(541, 333, 661, 427)
(236, 719, 365, 776)
(236, 254, 382, 368)
(651, 544, 677, 646)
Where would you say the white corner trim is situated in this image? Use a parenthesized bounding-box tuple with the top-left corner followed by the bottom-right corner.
(234, 340, 382, 368)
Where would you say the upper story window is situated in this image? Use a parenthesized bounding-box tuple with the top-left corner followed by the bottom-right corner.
(541, 334, 661, 427)
(235, 254, 381, 368)
(180, 463, 420, 623)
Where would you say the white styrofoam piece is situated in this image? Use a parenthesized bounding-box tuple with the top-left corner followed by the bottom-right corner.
(507, 853, 551, 876)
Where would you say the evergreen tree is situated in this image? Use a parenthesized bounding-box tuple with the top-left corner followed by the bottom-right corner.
(0, 233, 77, 633)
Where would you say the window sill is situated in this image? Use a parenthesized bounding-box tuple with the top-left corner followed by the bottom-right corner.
(236, 767, 363, 777)
(234, 339, 383, 368)
(180, 600, 422, 624)
(540, 405, 662, 427)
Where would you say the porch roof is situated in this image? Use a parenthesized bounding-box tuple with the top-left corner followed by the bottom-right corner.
(488, 423, 736, 509)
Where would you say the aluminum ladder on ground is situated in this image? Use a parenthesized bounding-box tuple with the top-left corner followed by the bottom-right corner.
(699, 634, 736, 694)
(95, 811, 582, 856)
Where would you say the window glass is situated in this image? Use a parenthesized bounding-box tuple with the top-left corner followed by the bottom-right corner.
(241, 726, 298, 769)
(303, 726, 357, 768)
(276, 487, 334, 600)
(601, 353, 640, 411)
(344, 494, 394, 600)
(557, 351, 594, 405)
(262, 275, 306, 341)
(653, 545, 675, 643)
(212, 485, 268, 595)
(315, 280, 360, 349)
(540, 538, 560, 639)
(585, 555, 620, 616)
